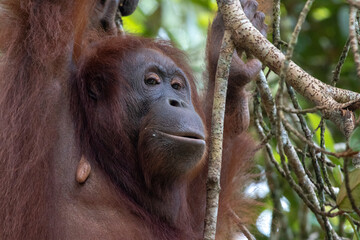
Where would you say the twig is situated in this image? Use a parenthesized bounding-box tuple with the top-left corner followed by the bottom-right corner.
(229, 209, 256, 240)
(281, 115, 358, 158)
(316, 122, 334, 239)
(279, 0, 314, 82)
(281, 105, 327, 114)
(299, 145, 319, 189)
(254, 98, 291, 239)
(272, 0, 281, 48)
(343, 157, 360, 216)
(285, 82, 334, 207)
(319, 120, 337, 200)
(294, 147, 336, 168)
(255, 70, 328, 233)
(332, 38, 350, 86)
(349, 6, 360, 79)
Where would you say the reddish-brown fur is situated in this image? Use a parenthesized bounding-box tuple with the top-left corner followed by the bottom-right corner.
(0, 1, 96, 239)
(0, 0, 266, 239)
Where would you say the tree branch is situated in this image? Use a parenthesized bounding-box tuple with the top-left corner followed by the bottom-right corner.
(203, 30, 234, 240)
(256, 69, 341, 238)
(349, 6, 360, 79)
(217, 0, 360, 137)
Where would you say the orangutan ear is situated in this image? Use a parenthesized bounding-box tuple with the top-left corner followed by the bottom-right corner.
(85, 74, 105, 101)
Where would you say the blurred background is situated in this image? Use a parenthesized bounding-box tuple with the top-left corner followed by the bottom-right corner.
(122, 0, 359, 238)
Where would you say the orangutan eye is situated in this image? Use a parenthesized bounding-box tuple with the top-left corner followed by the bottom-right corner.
(171, 78, 184, 90)
(145, 73, 161, 86)
(145, 78, 159, 85)
(171, 83, 181, 90)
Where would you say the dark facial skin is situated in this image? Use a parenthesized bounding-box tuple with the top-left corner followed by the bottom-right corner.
(75, 42, 207, 225)
(122, 49, 206, 188)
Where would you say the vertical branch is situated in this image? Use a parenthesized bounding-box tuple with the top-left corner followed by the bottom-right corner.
(272, 0, 281, 47)
(343, 157, 360, 216)
(278, 0, 314, 88)
(349, 6, 360, 79)
(276, 1, 337, 237)
(273, 0, 325, 228)
(203, 30, 234, 240)
(332, 38, 350, 86)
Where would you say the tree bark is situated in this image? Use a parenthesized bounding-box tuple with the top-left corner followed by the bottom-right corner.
(217, 0, 360, 137)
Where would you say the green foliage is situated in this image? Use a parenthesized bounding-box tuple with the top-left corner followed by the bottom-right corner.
(307, 113, 335, 151)
(123, 0, 217, 85)
(349, 127, 360, 151)
(332, 165, 343, 187)
(122, 0, 215, 49)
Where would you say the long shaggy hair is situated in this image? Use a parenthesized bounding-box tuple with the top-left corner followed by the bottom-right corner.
(0, 1, 94, 239)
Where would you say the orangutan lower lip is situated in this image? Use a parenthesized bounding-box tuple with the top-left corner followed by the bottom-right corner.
(157, 131, 205, 142)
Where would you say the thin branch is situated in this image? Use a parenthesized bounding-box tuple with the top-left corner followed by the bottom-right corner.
(203, 30, 234, 240)
(343, 157, 360, 216)
(254, 99, 286, 178)
(272, 0, 281, 47)
(319, 120, 337, 200)
(332, 38, 350, 86)
(281, 105, 327, 114)
(349, 6, 360, 79)
(255, 71, 332, 234)
(281, 114, 357, 158)
(229, 209, 256, 240)
(348, 0, 360, 9)
(279, 0, 314, 82)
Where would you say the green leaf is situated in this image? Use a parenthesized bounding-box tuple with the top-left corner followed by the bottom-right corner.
(328, 155, 342, 166)
(345, 215, 360, 240)
(349, 127, 360, 151)
(332, 165, 343, 187)
(336, 168, 360, 211)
